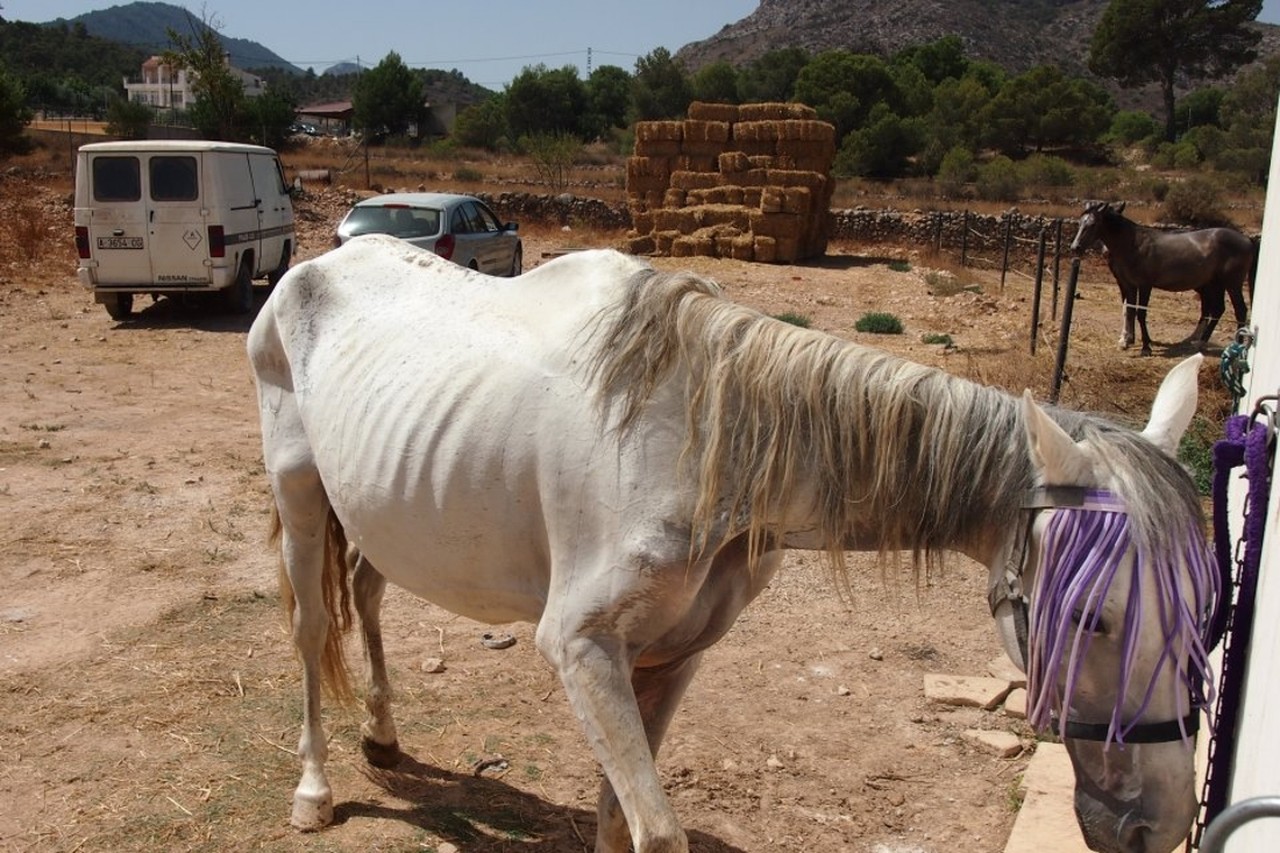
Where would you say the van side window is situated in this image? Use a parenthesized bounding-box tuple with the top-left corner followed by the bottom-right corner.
(150, 156, 199, 202)
(92, 157, 141, 202)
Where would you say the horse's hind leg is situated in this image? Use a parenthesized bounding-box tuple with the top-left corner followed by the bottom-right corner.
(1135, 286, 1154, 356)
(1196, 286, 1228, 351)
(353, 552, 400, 767)
(1228, 281, 1249, 329)
(594, 654, 705, 853)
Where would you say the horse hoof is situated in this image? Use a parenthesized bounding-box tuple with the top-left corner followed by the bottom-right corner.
(361, 736, 401, 768)
(290, 793, 334, 831)
(1140, 349, 1153, 357)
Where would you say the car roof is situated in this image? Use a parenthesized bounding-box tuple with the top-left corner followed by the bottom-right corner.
(353, 192, 481, 209)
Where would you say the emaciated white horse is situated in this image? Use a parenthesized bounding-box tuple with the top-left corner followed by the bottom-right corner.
(248, 234, 1218, 853)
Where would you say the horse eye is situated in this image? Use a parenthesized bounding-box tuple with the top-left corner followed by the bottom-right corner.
(1071, 608, 1107, 634)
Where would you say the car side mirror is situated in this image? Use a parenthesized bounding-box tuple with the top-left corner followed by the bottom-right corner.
(505, 222, 518, 232)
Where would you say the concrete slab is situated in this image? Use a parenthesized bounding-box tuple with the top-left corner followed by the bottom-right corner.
(924, 673, 1012, 710)
(1004, 743, 1090, 853)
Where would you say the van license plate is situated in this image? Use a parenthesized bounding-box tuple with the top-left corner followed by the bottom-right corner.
(97, 236, 144, 250)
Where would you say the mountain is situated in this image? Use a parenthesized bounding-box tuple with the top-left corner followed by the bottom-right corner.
(675, 0, 1280, 111)
(44, 1, 302, 73)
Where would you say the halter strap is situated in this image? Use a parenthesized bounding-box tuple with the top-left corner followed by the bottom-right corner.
(1054, 711, 1200, 744)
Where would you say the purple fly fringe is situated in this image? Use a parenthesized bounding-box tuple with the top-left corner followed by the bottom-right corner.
(1025, 490, 1219, 746)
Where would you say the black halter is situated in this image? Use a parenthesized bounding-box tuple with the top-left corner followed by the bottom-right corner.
(989, 485, 1202, 745)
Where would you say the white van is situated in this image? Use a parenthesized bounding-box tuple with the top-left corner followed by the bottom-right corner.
(73, 140, 295, 319)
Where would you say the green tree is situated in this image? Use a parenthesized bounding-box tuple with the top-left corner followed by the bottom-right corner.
(1214, 56, 1280, 182)
(584, 65, 632, 137)
(1175, 86, 1224, 132)
(739, 47, 809, 102)
(833, 103, 923, 178)
(0, 61, 32, 156)
(1089, 0, 1262, 142)
(505, 64, 587, 138)
(105, 96, 152, 139)
(793, 51, 902, 138)
(1109, 110, 1160, 144)
(632, 47, 692, 120)
(243, 90, 297, 149)
(454, 95, 510, 150)
(351, 52, 424, 140)
(980, 65, 1113, 155)
(163, 13, 244, 140)
(894, 35, 970, 85)
(692, 61, 740, 104)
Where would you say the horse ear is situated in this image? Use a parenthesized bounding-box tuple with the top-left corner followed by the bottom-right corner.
(1022, 390, 1090, 483)
(1142, 354, 1202, 455)
(1115, 200, 1126, 214)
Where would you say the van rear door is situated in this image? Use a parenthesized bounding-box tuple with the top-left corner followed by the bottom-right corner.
(147, 152, 210, 285)
(85, 154, 151, 285)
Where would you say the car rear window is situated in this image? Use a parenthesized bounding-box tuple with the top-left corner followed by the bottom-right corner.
(345, 206, 442, 239)
(150, 156, 199, 202)
(92, 156, 142, 202)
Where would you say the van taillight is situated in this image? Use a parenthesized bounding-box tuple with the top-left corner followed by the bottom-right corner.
(74, 226, 91, 259)
(435, 233, 455, 260)
(208, 225, 225, 258)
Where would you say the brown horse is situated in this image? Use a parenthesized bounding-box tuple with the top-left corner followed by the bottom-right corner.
(1069, 201, 1257, 355)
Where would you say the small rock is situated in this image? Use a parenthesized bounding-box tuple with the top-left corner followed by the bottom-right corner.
(986, 654, 1027, 688)
(421, 657, 446, 673)
(836, 685, 851, 696)
(868, 647, 884, 661)
(924, 673, 1012, 711)
(962, 729, 1023, 758)
(438, 843, 460, 853)
(37, 438, 51, 449)
(1003, 687, 1028, 719)
(766, 755, 785, 770)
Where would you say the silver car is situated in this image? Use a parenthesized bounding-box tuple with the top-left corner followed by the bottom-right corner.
(335, 192, 522, 276)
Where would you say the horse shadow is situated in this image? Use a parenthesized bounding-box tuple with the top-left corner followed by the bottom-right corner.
(336, 752, 747, 852)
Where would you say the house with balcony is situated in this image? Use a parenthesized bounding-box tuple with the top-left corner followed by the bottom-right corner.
(123, 54, 266, 109)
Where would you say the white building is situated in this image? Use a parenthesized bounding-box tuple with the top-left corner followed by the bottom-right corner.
(123, 54, 266, 109)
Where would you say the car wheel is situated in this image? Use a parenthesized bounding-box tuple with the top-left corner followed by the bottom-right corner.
(102, 292, 133, 320)
(509, 245, 523, 277)
(225, 259, 254, 314)
(468, 260, 479, 272)
(267, 244, 291, 286)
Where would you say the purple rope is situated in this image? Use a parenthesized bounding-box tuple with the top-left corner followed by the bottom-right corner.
(1196, 414, 1274, 844)
(1026, 490, 1219, 747)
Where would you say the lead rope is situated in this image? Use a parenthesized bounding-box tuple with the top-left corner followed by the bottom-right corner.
(1188, 403, 1275, 850)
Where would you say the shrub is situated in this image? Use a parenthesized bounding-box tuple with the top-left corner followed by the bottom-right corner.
(936, 145, 977, 197)
(1161, 176, 1229, 226)
(1109, 110, 1159, 145)
(1017, 153, 1074, 193)
(975, 155, 1020, 201)
(453, 166, 483, 182)
(922, 332, 954, 347)
(855, 312, 904, 334)
(888, 259, 911, 272)
(773, 311, 812, 328)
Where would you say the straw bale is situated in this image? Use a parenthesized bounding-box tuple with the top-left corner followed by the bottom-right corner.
(736, 169, 769, 187)
(774, 235, 800, 263)
(684, 120, 732, 143)
(738, 102, 818, 121)
(688, 101, 741, 122)
(750, 210, 803, 239)
(628, 174, 670, 195)
(655, 230, 679, 254)
(631, 211, 655, 233)
(634, 139, 681, 158)
(692, 204, 752, 230)
(680, 140, 729, 159)
(729, 234, 755, 261)
(654, 209, 689, 231)
(671, 235, 696, 257)
(766, 169, 827, 190)
(776, 139, 836, 163)
(720, 185, 745, 205)
(718, 151, 750, 173)
(730, 138, 776, 157)
(691, 233, 716, 256)
(774, 120, 837, 143)
(760, 186, 785, 214)
(747, 155, 776, 169)
(782, 186, 812, 216)
(636, 121, 684, 142)
(675, 155, 717, 173)
(685, 189, 707, 205)
(670, 170, 721, 190)
(628, 156, 671, 178)
(743, 188, 763, 208)
(663, 188, 687, 208)
(627, 235, 656, 255)
(734, 121, 779, 142)
(753, 236, 777, 263)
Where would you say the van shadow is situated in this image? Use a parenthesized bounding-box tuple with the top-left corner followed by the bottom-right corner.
(801, 253, 903, 271)
(337, 753, 746, 852)
(110, 286, 269, 333)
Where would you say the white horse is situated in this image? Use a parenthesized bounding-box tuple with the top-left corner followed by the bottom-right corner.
(248, 234, 1218, 853)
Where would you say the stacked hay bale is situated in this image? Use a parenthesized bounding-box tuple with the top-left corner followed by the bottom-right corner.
(625, 101, 836, 263)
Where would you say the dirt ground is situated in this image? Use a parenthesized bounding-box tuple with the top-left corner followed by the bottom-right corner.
(0, 168, 1237, 853)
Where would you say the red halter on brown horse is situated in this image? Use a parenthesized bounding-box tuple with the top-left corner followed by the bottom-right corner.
(1069, 201, 1257, 356)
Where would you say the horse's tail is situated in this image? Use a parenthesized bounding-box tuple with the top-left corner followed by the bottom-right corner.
(271, 504, 357, 704)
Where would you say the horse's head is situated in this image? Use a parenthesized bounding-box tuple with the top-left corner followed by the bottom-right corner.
(1070, 201, 1127, 254)
(991, 355, 1215, 853)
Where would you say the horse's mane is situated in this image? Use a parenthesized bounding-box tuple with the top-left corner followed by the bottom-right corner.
(589, 266, 1205, 572)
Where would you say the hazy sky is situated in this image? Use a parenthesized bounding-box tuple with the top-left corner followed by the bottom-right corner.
(3, 0, 1279, 88)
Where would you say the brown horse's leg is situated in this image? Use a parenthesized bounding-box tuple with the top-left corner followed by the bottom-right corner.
(1135, 286, 1154, 356)
(1196, 286, 1227, 351)
(353, 553, 400, 768)
(1120, 287, 1136, 349)
(1227, 282, 1249, 329)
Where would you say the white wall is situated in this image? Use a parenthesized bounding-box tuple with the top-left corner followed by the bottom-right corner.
(1220, 94, 1280, 852)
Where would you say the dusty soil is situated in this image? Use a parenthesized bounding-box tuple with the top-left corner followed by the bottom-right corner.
(0, 168, 1233, 853)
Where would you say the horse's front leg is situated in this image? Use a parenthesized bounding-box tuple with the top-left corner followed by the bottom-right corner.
(1135, 286, 1154, 356)
(536, 567, 694, 853)
(594, 655, 706, 852)
(353, 553, 400, 767)
(1194, 285, 1227, 351)
(1119, 286, 1136, 349)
